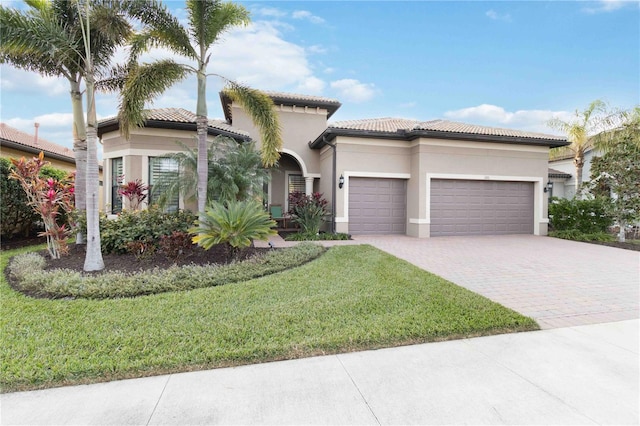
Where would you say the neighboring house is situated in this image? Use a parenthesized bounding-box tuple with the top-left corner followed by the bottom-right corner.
(548, 148, 599, 199)
(98, 91, 568, 238)
(0, 122, 104, 208)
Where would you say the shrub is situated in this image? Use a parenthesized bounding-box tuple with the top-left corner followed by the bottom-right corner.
(118, 179, 148, 211)
(7, 243, 326, 299)
(548, 197, 613, 234)
(159, 231, 193, 261)
(96, 208, 197, 254)
(9, 153, 75, 258)
(0, 157, 36, 238)
(549, 230, 615, 242)
(192, 200, 276, 256)
(285, 232, 350, 241)
(287, 191, 328, 236)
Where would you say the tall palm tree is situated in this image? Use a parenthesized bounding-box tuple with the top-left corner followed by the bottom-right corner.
(0, 0, 130, 248)
(119, 0, 282, 215)
(547, 100, 609, 197)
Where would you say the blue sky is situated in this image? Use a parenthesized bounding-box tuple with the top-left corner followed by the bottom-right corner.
(1, 0, 638, 153)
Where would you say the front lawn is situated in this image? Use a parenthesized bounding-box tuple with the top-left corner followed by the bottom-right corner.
(0, 244, 538, 392)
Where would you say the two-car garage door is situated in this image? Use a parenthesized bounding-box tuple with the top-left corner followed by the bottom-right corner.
(430, 179, 534, 236)
(348, 177, 534, 237)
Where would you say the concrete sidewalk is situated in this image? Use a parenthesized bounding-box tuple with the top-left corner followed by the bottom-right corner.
(2, 320, 638, 425)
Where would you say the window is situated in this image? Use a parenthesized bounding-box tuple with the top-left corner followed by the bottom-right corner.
(149, 157, 179, 212)
(288, 174, 305, 195)
(111, 157, 123, 214)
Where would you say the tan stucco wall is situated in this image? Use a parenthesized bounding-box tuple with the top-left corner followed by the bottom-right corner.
(101, 127, 201, 212)
(1, 145, 104, 211)
(230, 104, 327, 176)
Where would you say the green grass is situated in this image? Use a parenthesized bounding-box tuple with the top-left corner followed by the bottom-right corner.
(0, 244, 538, 392)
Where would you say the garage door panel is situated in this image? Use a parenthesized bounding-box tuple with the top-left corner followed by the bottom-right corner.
(349, 178, 406, 235)
(431, 179, 533, 237)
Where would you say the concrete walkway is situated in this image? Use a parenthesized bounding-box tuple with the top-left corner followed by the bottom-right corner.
(355, 235, 640, 329)
(2, 320, 638, 425)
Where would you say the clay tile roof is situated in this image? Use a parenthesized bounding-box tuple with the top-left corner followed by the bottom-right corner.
(0, 122, 74, 160)
(329, 117, 420, 133)
(264, 91, 341, 105)
(548, 168, 572, 178)
(413, 119, 566, 141)
(99, 108, 250, 138)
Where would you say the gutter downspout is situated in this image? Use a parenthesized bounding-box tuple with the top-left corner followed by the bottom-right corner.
(324, 136, 337, 234)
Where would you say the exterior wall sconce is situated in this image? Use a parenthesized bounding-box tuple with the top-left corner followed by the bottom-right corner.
(338, 174, 344, 189)
(544, 181, 554, 193)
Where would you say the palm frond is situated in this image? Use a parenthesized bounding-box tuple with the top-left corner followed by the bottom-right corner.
(222, 83, 282, 167)
(186, 0, 249, 50)
(123, 0, 197, 61)
(118, 60, 190, 138)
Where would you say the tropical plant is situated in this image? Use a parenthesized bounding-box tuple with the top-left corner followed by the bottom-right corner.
(153, 137, 268, 208)
(118, 178, 148, 210)
(118, 0, 282, 215)
(1, 157, 37, 238)
(0, 0, 131, 247)
(588, 137, 640, 242)
(9, 153, 75, 258)
(288, 191, 328, 237)
(191, 200, 276, 257)
(547, 100, 629, 197)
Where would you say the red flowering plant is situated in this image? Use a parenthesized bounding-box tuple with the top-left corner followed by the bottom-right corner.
(287, 191, 328, 236)
(117, 178, 148, 211)
(10, 152, 75, 258)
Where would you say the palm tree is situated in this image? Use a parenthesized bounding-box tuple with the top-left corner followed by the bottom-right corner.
(119, 0, 282, 215)
(0, 0, 131, 247)
(547, 100, 609, 197)
(152, 137, 269, 209)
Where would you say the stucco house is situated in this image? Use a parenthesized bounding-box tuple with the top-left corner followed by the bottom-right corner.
(548, 148, 599, 199)
(1, 122, 104, 207)
(98, 91, 568, 238)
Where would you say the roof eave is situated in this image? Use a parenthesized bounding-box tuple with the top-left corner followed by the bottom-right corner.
(0, 138, 75, 164)
(97, 118, 249, 142)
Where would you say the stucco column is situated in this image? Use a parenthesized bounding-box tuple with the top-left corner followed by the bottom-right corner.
(305, 177, 314, 196)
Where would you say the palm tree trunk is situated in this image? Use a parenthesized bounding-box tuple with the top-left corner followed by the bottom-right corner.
(83, 64, 104, 271)
(70, 78, 87, 244)
(196, 68, 208, 214)
(574, 154, 584, 199)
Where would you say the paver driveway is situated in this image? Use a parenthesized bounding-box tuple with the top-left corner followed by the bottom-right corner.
(355, 235, 639, 329)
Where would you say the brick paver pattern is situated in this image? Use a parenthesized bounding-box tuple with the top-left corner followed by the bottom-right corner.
(354, 235, 639, 329)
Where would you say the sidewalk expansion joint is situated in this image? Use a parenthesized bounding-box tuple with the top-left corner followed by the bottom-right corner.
(336, 355, 382, 426)
(146, 374, 172, 426)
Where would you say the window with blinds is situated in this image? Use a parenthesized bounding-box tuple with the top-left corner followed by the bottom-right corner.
(149, 157, 179, 212)
(111, 157, 123, 214)
(288, 174, 305, 195)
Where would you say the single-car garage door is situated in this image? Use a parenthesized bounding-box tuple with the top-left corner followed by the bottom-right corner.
(349, 178, 406, 234)
(431, 179, 534, 236)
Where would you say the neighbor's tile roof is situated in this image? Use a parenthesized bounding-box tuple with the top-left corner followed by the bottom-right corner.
(0, 122, 74, 160)
(329, 117, 565, 141)
(548, 168, 572, 178)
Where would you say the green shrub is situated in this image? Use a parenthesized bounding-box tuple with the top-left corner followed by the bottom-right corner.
(192, 200, 276, 253)
(548, 197, 613, 233)
(97, 208, 197, 254)
(7, 243, 325, 299)
(549, 230, 615, 242)
(285, 232, 350, 241)
(0, 157, 36, 238)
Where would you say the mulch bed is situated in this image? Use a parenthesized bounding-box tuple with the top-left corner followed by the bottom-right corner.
(41, 244, 270, 275)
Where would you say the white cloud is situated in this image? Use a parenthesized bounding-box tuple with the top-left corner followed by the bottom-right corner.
(583, 0, 629, 13)
(292, 10, 325, 24)
(330, 79, 376, 103)
(444, 104, 574, 134)
(0, 66, 68, 96)
(296, 77, 326, 95)
(307, 45, 327, 54)
(6, 113, 74, 130)
(255, 7, 287, 18)
(485, 10, 512, 22)
(324, 67, 335, 74)
(399, 101, 417, 108)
